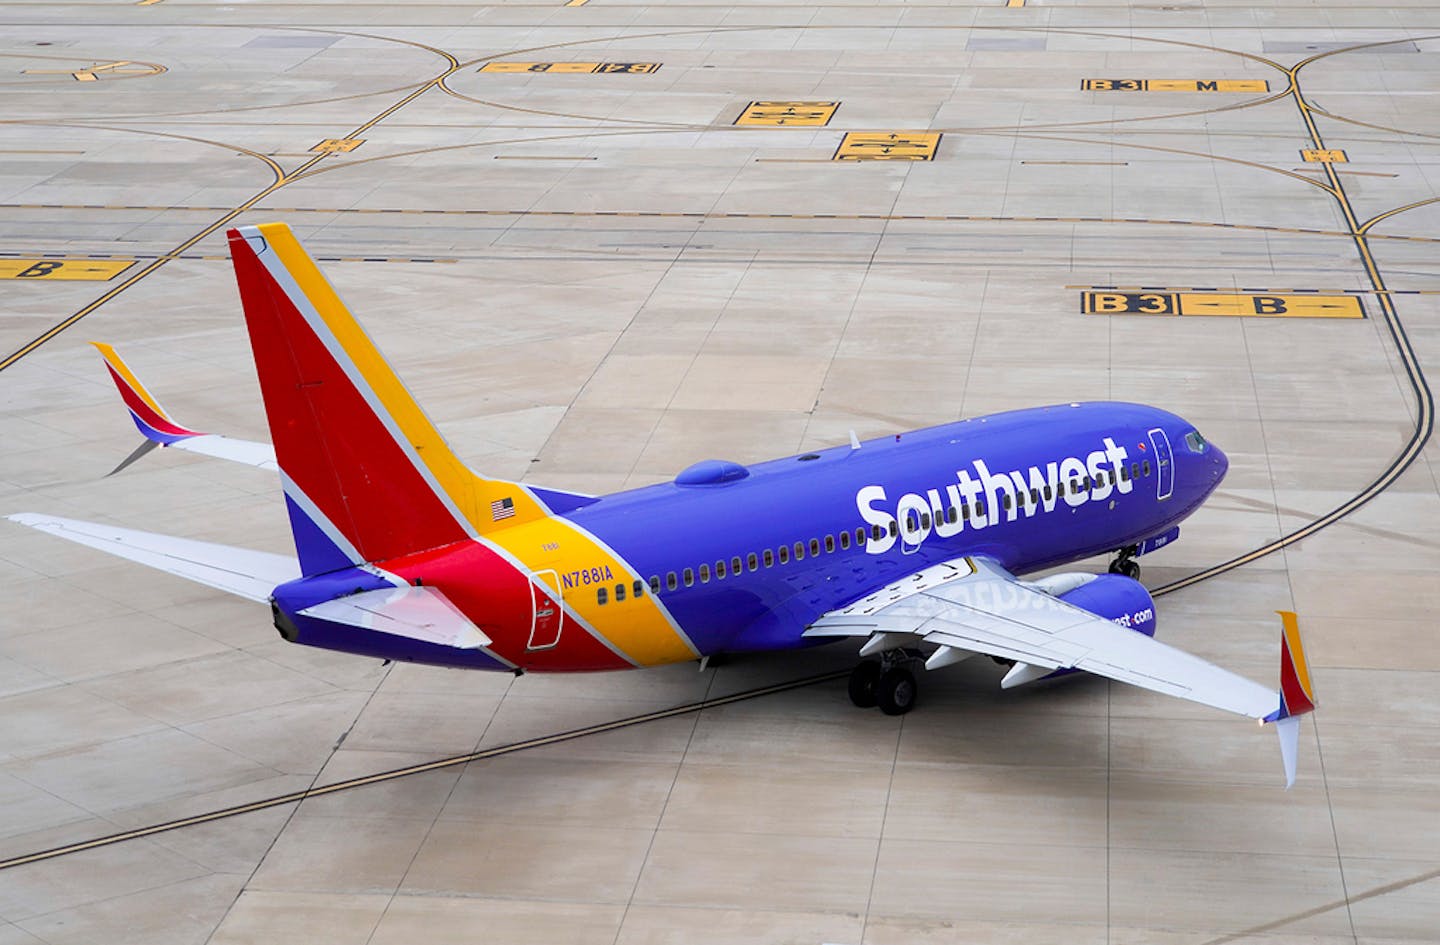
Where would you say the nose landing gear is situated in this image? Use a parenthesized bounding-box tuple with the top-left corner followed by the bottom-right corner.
(848, 649, 921, 715)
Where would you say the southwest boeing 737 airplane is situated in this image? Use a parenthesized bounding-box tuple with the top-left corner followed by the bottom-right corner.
(8, 223, 1317, 784)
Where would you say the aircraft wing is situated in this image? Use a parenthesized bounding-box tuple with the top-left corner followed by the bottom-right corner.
(805, 556, 1278, 719)
(6, 514, 298, 602)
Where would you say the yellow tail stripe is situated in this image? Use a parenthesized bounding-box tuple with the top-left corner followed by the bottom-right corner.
(91, 342, 171, 420)
(496, 517, 699, 666)
(1277, 610, 1314, 699)
(256, 223, 549, 532)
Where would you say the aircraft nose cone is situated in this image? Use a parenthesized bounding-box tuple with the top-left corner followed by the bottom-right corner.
(1211, 442, 1229, 481)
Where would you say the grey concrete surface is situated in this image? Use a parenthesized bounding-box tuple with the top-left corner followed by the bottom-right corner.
(1, 0, 1438, 943)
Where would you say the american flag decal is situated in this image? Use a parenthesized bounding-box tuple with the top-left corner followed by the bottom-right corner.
(490, 497, 515, 521)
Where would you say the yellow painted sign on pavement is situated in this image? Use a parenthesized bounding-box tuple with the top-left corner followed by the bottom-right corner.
(1082, 79, 1270, 92)
(834, 132, 941, 161)
(735, 101, 839, 126)
(1083, 291, 1364, 318)
(312, 138, 365, 153)
(479, 62, 661, 74)
(0, 259, 134, 281)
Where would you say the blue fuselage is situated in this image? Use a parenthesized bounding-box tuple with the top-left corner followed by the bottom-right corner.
(566, 402, 1227, 656)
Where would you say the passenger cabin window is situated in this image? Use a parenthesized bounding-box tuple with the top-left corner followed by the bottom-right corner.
(920, 512, 931, 529)
(764, 549, 775, 567)
(699, 564, 710, 583)
(888, 521, 898, 537)
(1002, 494, 1012, 511)
(615, 583, 626, 602)
(666, 572, 678, 591)
(716, 560, 726, 579)
(825, 535, 835, 553)
(858, 526, 869, 544)
(947, 506, 958, 524)
(778, 546, 789, 564)
(794, 542, 805, 561)
(839, 531, 850, 550)
(683, 568, 694, 587)
(597, 587, 608, 605)
(1144, 460, 1152, 476)
(732, 556, 742, 575)
(747, 552, 758, 571)
(1042, 485, 1052, 501)
(809, 539, 820, 556)
(635, 580, 645, 598)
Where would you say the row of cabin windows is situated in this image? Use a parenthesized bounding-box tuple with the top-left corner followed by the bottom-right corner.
(596, 526, 872, 606)
(594, 459, 1156, 606)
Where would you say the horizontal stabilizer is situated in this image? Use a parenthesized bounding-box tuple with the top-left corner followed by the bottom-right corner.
(298, 586, 492, 650)
(7, 514, 298, 602)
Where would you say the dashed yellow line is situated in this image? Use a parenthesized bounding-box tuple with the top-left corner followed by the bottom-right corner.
(0, 251, 455, 265)
(5, 203, 1436, 243)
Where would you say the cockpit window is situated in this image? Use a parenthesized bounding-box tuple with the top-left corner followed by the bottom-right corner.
(1184, 430, 1208, 454)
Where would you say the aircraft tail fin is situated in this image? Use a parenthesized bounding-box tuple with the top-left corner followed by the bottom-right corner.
(1264, 610, 1317, 788)
(226, 223, 574, 577)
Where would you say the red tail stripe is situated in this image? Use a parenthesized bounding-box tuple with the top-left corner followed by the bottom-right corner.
(1279, 641, 1315, 716)
(231, 231, 470, 562)
(103, 363, 200, 439)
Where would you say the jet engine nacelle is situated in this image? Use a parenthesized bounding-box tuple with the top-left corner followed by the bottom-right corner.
(1010, 572, 1157, 687)
(1047, 572, 1157, 637)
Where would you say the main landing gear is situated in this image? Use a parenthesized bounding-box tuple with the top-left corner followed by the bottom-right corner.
(1109, 544, 1141, 580)
(848, 650, 920, 716)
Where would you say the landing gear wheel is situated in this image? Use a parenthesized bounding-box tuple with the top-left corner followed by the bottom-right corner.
(848, 661, 882, 708)
(1108, 559, 1141, 579)
(877, 667, 918, 716)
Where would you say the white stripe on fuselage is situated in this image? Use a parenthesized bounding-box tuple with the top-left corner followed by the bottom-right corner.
(857, 436, 1134, 554)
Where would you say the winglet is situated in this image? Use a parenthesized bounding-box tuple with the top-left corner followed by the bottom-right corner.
(92, 342, 205, 446)
(1263, 610, 1317, 788)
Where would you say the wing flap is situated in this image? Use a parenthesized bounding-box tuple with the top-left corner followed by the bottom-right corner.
(7, 514, 297, 602)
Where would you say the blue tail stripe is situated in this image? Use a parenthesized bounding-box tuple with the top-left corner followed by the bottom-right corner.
(130, 412, 193, 446)
(285, 494, 357, 576)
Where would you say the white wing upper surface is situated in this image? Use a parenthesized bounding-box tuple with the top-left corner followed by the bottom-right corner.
(172, 434, 278, 470)
(6, 514, 298, 602)
(806, 556, 1277, 719)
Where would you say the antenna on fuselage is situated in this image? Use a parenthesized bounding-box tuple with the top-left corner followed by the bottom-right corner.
(849, 429, 862, 451)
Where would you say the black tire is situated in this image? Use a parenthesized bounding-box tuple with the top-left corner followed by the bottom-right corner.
(1109, 558, 1141, 579)
(848, 661, 882, 708)
(877, 667, 918, 716)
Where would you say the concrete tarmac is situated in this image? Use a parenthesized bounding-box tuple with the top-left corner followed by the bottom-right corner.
(1, 1, 1438, 942)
